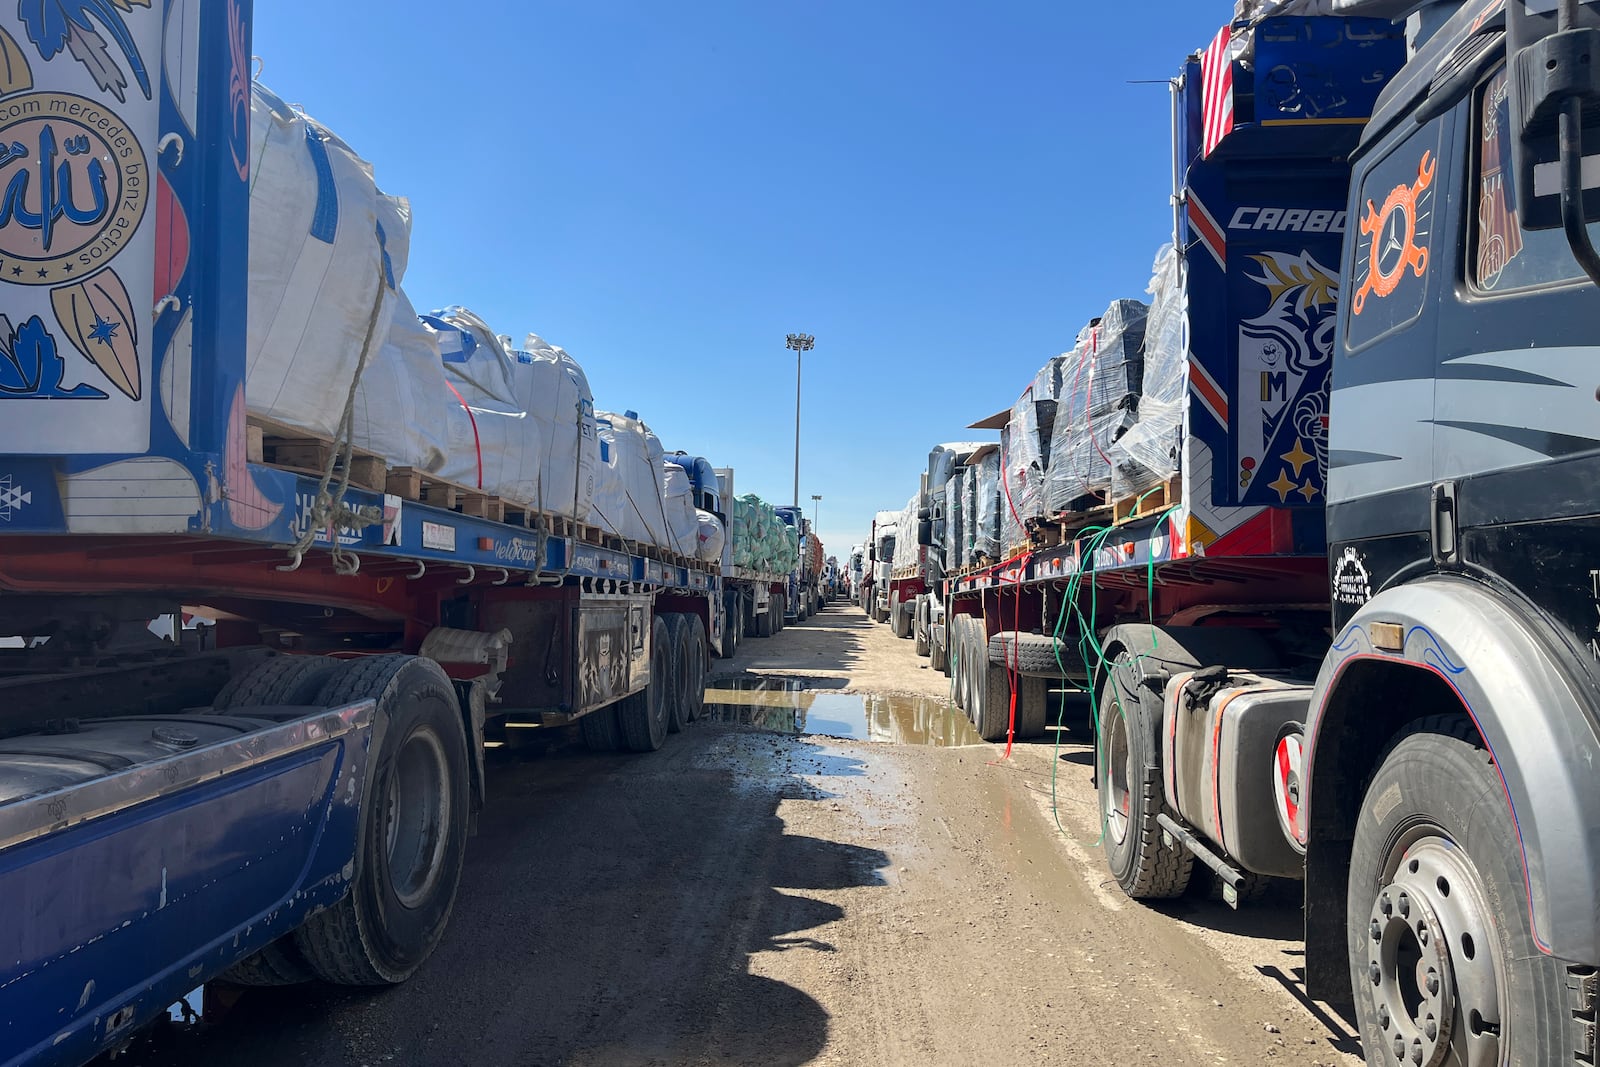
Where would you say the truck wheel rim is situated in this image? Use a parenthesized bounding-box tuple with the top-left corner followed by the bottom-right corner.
(1103, 699, 1131, 846)
(385, 726, 451, 910)
(1365, 828, 1503, 1066)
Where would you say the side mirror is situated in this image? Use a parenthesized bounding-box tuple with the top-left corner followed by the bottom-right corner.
(917, 519, 933, 547)
(1508, 0, 1600, 281)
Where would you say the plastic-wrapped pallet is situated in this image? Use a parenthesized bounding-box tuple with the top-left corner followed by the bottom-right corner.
(1000, 377, 1056, 551)
(246, 82, 401, 440)
(1111, 246, 1186, 500)
(891, 494, 921, 573)
(972, 449, 1002, 562)
(945, 468, 966, 574)
(593, 411, 668, 546)
(1044, 301, 1150, 513)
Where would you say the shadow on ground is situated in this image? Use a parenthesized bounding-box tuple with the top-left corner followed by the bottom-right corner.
(123, 726, 887, 1067)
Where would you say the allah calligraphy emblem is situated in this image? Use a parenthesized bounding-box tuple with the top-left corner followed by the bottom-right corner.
(0, 91, 149, 286)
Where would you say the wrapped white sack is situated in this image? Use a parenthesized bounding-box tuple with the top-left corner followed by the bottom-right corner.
(350, 287, 450, 472)
(246, 82, 399, 438)
(429, 308, 541, 504)
(593, 412, 667, 546)
(518, 333, 597, 522)
(695, 509, 726, 563)
(662, 463, 702, 559)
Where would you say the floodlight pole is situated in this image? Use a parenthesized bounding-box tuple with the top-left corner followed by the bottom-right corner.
(785, 333, 814, 510)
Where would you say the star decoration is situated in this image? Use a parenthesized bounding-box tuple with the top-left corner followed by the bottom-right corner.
(1297, 480, 1320, 503)
(1281, 438, 1315, 477)
(62, 261, 74, 274)
(36, 268, 48, 278)
(1268, 469, 1298, 502)
(88, 315, 122, 346)
(9, 267, 20, 276)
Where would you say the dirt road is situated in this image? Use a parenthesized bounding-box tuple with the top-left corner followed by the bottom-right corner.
(130, 603, 1361, 1067)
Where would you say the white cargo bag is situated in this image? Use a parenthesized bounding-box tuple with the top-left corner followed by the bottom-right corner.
(246, 82, 398, 438)
(431, 309, 541, 504)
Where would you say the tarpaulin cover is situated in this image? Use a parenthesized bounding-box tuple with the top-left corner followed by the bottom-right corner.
(247, 82, 400, 439)
(1111, 246, 1185, 500)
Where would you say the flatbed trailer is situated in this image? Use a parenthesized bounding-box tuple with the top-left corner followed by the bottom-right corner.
(0, 3, 731, 1063)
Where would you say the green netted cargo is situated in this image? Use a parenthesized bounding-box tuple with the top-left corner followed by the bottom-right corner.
(732, 494, 796, 575)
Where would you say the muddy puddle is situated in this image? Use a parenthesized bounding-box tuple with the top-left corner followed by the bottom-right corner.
(704, 677, 982, 746)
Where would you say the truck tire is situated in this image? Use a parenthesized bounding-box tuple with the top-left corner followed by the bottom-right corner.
(219, 937, 316, 987)
(681, 615, 707, 724)
(744, 594, 761, 638)
(914, 599, 930, 657)
(619, 617, 671, 752)
(718, 593, 740, 659)
(757, 601, 775, 639)
(579, 703, 624, 751)
(1347, 716, 1574, 1065)
(929, 623, 948, 674)
(663, 614, 688, 734)
(972, 660, 1013, 742)
(986, 631, 1074, 675)
(211, 654, 343, 710)
(1099, 650, 1192, 899)
(1017, 675, 1051, 739)
(949, 617, 968, 712)
(294, 655, 470, 985)
(892, 601, 913, 639)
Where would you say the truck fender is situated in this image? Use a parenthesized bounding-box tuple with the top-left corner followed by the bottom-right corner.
(1302, 575, 1600, 981)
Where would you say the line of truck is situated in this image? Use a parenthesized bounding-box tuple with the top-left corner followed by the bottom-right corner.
(868, 1, 1600, 1061)
(0, 5, 819, 1065)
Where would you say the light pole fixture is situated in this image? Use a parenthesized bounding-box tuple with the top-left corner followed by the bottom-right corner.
(811, 493, 821, 530)
(785, 333, 814, 510)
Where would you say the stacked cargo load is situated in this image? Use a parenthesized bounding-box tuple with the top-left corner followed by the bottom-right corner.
(731, 495, 796, 575)
(998, 358, 1065, 553)
(890, 494, 921, 576)
(1109, 247, 1185, 503)
(967, 447, 1002, 565)
(1042, 300, 1149, 515)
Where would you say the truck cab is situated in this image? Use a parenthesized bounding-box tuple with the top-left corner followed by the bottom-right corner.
(1297, 0, 1600, 1056)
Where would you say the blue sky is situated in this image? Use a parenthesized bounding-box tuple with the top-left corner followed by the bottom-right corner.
(255, 2, 1231, 559)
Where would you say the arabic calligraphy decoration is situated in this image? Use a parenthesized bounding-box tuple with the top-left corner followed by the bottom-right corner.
(0, 92, 150, 285)
(1353, 150, 1435, 316)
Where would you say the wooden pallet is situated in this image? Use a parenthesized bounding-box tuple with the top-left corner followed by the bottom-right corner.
(247, 415, 387, 492)
(386, 467, 508, 523)
(1112, 475, 1181, 525)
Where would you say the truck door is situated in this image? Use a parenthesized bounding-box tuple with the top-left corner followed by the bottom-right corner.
(1431, 60, 1600, 678)
(1329, 108, 1456, 629)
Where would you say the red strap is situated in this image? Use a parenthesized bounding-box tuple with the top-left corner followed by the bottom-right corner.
(444, 380, 483, 489)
